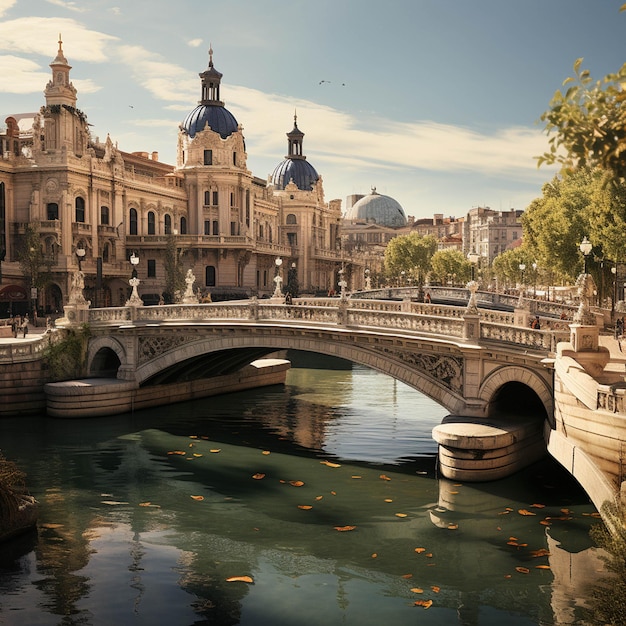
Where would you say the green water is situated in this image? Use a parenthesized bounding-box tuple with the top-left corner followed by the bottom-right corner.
(0, 358, 612, 625)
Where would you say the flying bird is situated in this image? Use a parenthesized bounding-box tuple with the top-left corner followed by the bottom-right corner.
(319, 80, 330, 85)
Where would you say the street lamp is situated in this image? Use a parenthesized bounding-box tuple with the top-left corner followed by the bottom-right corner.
(532, 261, 538, 297)
(76, 246, 86, 272)
(130, 252, 139, 278)
(580, 236, 592, 274)
(468, 252, 479, 281)
(273, 257, 283, 298)
(519, 263, 526, 288)
(364, 268, 371, 290)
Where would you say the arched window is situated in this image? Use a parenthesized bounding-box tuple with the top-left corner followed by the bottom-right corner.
(205, 265, 216, 287)
(180, 216, 187, 234)
(100, 206, 110, 225)
(102, 242, 110, 263)
(164, 214, 172, 235)
(75, 197, 85, 223)
(47, 203, 59, 220)
(204, 190, 210, 206)
(129, 208, 138, 235)
(286, 214, 297, 224)
(147, 211, 156, 235)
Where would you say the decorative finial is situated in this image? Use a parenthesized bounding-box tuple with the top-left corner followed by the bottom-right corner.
(58, 33, 63, 51)
(294, 108, 298, 126)
(208, 44, 213, 68)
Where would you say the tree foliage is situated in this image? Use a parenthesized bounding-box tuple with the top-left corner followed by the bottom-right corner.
(15, 223, 52, 289)
(538, 52, 626, 180)
(430, 249, 471, 284)
(383, 233, 437, 283)
(163, 233, 186, 303)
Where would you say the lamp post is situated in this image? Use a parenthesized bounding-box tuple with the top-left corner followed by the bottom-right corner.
(518, 263, 526, 289)
(130, 252, 139, 278)
(76, 246, 86, 272)
(364, 268, 371, 290)
(580, 236, 592, 274)
(468, 252, 479, 281)
(126, 252, 143, 306)
(532, 261, 538, 298)
(611, 265, 617, 320)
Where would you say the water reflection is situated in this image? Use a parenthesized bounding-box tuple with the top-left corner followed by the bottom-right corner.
(0, 357, 614, 625)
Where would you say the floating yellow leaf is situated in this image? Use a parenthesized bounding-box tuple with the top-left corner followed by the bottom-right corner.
(395, 513, 407, 518)
(379, 474, 391, 481)
(448, 523, 458, 530)
(252, 473, 265, 480)
(414, 599, 433, 609)
(530, 549, 551, 557)
(498, 510, 511, 515)
(138, 502, 152, 507)
(384, 498, 393, 503)
(371, 553, 377, 558)
(539, 520, 551, 526)
(515, 567, 530, 574)
(536, 565, 551, 570)
(425, 553, 433, 558)
(410, 588, 423, 593)
(225, 576, 254, 584)
(210, 449, 221, 453)
(331, 491, 337, 496)
(449, 491, 459, 495)
(504, 574, 512, 579)
(193, 453, 203, 457)
(298, 505, 313, 510)
(334, 525, 356, 532)
(188, 443, 194, 447)
(415, 547, 426, 554)
(401, 573, 413, 579)
(189, 435, 198, 439)
(262, 450, 270, 455)
(40, 523, 64, 529)
(509, 536, 517, 541)
(351, 476, 362, 479)
(167, 450, 186, 455)
(190, 495, 204, 501)
(320, 460, 341, 468)
(531, 503, 545, 508)
(506, 507, 514, 511)
(507, 541, 519, 546)
(315, 495, 323, 500)
(431, 585, 440, 593)
(289, 480, 305, 487)
(518, 509, 537, 516)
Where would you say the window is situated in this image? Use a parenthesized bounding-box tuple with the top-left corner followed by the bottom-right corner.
(180, 216, 187, 234)
(286, 213, 297, 225)
(164, 214, 172, 235)
(230, 192, 235, 207)
(204, 149, 212, 165)
(204, 220, 211, 235)
(147, 259, 156, 278)
(205, 265, 216, 287)
(287, 232, 297, 246)
(75, 197, 85, 223)
(129, 208, 138, 235)
(148, 211, 156, 235)
(259, 224, 264, 239)
(233, 151, 237, 165)
(204, 191, 210, 206)
(100, 206, 109, 225)
(212, 191, 218, 206)
(230, 221, 237, 236)
(102, 242, 110, 263)
(47, 203, 59, 220)
(212, 220, 219, 235)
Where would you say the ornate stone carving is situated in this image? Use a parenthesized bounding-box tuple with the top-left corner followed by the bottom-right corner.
(380, 347, 463, 393)
(138, 335, 191, 365)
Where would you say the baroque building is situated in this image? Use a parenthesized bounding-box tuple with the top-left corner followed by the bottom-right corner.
(0, 40, 344, 315)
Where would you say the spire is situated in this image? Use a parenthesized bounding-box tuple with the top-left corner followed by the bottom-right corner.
(199, 44, 224, 106)
(286, 112, 305, 160)
(45, 34, 77, 107)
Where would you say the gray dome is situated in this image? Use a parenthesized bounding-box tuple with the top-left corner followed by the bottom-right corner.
(345, 189, 407, 227)
(181, 104, 238, 139)
(271, 158, 319, 191)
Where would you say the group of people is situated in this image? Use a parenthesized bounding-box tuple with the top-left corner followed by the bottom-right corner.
(9, 315, 29, 338)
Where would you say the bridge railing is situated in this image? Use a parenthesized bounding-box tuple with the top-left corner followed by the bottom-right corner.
(81, 297, 566, 352)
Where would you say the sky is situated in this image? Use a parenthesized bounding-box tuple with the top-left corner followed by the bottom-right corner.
(1, 0, 625, 220)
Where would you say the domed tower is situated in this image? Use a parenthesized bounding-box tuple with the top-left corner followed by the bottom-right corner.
(269, 113, 342, 294)
(345, 188, 407, 228)
(177, 47, 256, 292)
(270, 114, 319, 191)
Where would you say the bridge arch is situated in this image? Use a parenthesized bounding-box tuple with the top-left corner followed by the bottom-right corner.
(479, 365, 552, 419)
(134, 333, 470, 415)
(87, 336, 127, 377)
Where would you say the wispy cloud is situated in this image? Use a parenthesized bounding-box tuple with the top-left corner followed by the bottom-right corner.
(45, 0, 86, 12)
(187, 38, 203, 48)
(0, 0, 16, 19)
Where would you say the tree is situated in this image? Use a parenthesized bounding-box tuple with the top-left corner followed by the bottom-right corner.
(491, 248, 537, 290)
(430, 249, 471, 285)
(383, 233, 437, 285)
(15, 224, 52, 310)
(538, 46, 626, 180)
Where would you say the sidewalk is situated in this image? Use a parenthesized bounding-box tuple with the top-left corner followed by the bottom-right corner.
(0, 323, 49, 345)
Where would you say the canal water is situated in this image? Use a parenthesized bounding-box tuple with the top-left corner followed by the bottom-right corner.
(0, 352, 615, 625)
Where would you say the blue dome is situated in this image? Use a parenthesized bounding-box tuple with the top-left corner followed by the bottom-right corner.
(181, 104, 238, 139)
(271, 158, 319, 191)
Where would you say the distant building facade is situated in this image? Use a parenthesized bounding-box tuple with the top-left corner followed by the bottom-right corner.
(463, 207, 523, 265)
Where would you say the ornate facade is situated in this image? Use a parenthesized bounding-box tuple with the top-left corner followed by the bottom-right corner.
(0, 40, 344, 315)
